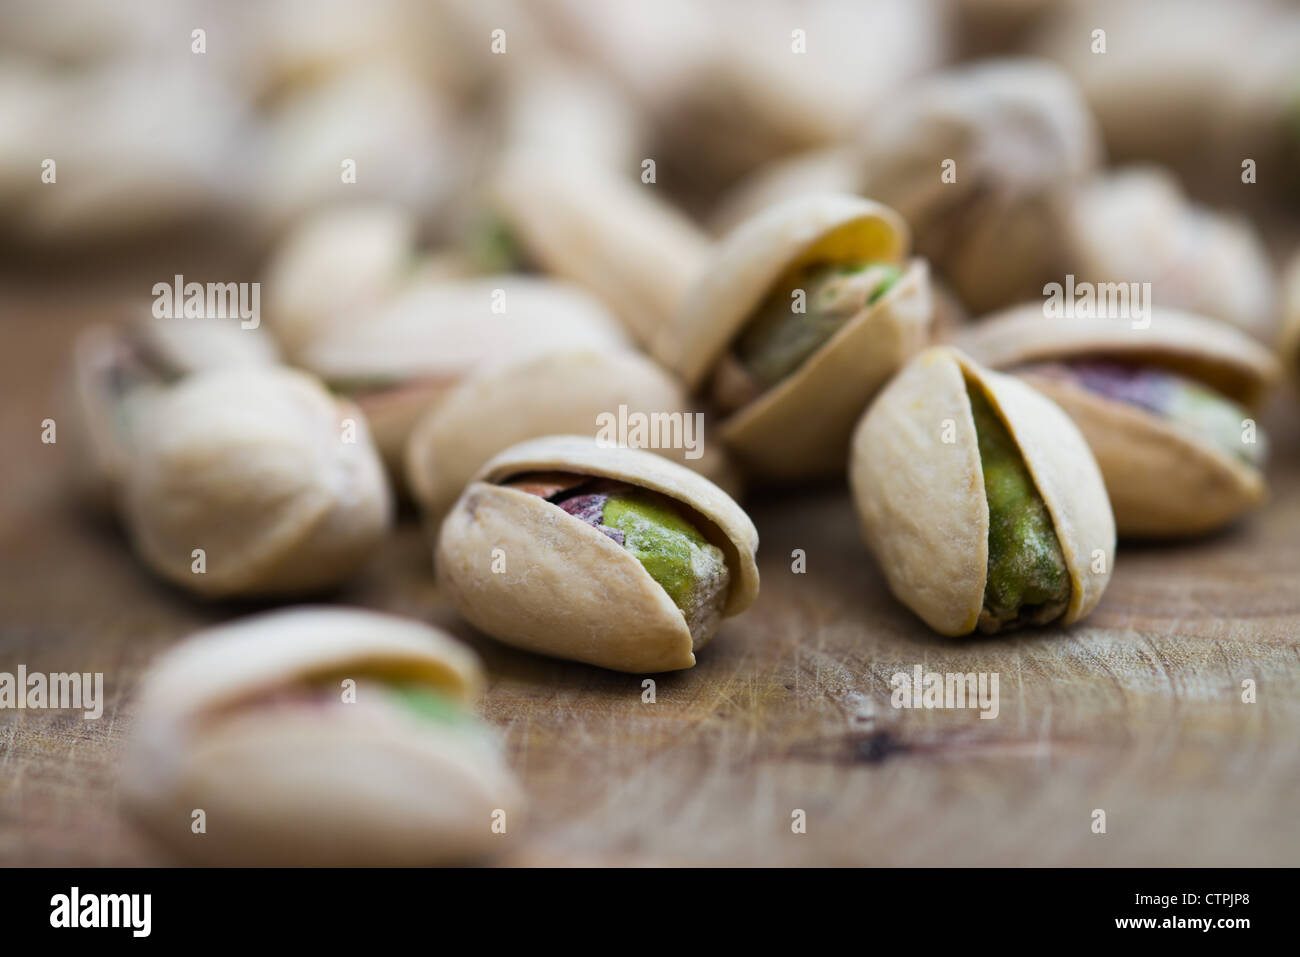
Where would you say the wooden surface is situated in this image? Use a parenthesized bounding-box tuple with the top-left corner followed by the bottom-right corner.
(3, 287, 1300, 867)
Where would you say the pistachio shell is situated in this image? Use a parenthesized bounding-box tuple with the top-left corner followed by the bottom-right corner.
(122, 366, 392, 596)
(59, 320, 278, 512)
(121, 607, 520, 866)
(958, 305, 1279, 407)
(262, 202, 418, 359)
(709, 146, 863, 237)
(437, 436, 759, 672)
(292, 276, 628, 476)
(1016, 371, 1265, 537)
(132, 607, 483, 717)
(850, 347, 1114, 636)
(253, 63, 465, 234)
(293, 276, 627, 387)
(959, 305, 1279, 536)
(857, 59, 1100, 313)
(406, 348, 736, 521)
(718, 259, 932, 479)
(1063, 167, 1277, 340)
(665, 193, 910, 390)
(489, 153, 712, 352)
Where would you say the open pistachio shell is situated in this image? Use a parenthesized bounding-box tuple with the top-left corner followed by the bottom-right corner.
(959, 305, 1281, 537)
(406, 348, 739, 522)
(58, 320, 279, 512)
(263, 202, 419, 359)
(121, 607, 521, 866)
(1063, 167, 1277, 341)
(436, 436, 759, 673)
(850, 347, 1114, 636)
(857, 59, 1100, 314)
(122, 366, 392, 597)
(489, 153, 712, 352)
(959, 306, 1279, 407)
(663, 193, 929, 480)
(292, 276, 628, 475)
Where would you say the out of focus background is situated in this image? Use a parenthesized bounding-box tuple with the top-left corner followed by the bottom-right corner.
(3, 0, 1300, 866)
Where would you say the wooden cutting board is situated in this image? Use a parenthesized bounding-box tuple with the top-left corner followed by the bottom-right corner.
(3, 290, 1298, 866)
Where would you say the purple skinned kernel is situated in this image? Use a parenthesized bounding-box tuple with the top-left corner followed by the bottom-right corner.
(558, 493, 625, 546)
(1034, 361, 1173, 415)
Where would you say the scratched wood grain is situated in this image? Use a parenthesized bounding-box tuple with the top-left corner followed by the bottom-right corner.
(2, 286, 1299, 867)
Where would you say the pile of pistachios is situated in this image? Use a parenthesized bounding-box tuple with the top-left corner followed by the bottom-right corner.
(20, 0, 1299, 865)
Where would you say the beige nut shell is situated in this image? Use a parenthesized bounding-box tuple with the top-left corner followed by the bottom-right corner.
(122, 366, 392, 597)
(121, 607, 520, 866)
(405, 348, 737, 521)
(490, 153, 712, 353)
(958, 304, 1279, 407)
(959, 305, 1280, 537)
(437, 436, 759, 673)
(665, 193, 910, 388)
(664, 193, 928, 480)
(850, 347, 1114, 636)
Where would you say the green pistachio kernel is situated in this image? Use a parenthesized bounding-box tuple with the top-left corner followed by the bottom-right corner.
(735, 260, 902, 389)
(600, 492, 729, 637)
(966, 380, 1070, 633)
(1161, 377, 1268, 467)
(385, 684, 471, 726)
(464, 213, 523, 274)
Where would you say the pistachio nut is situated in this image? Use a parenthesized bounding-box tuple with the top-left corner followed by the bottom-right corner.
(121, 606, 522, 865)
(281, 274, 628, 476)
(960, 306, 1280, 538)
(850, 347, 1115, 636)
(1063, 167, 1277, 341)
(498, 57, 643, 175)
(662, 193, 931, 481)
(121, 366, 392, 596)
(252, 62, 466, 235)
(606, 0, 943, 192)
(487, 152, 712, 352)
(709, 146, 864, 237)
(8, 60, 249, 242)
(263, 203, 423, 360)
(857, 59, 1100, 314)
(58, 319, 279, 511)
(406, 348, 740, 523)
(1032, 0, 1261, 180)
(436, 436, 759, 673)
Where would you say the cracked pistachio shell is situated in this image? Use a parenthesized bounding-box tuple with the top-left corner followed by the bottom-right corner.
(263, 202, 419, 359)
(959, 305, 1280, 537)
(857, 59, 1100, 314)
(292, 276, 629, 475)
(662, 193, 930, 480)
(1063, 167, 1278, 341)
(58, 320, 279, 511)
(122, 366, 392, 597)
(406, 348, 740, 522)
(850, 347, 1114, 636)
(489, 153, 712, 352)
(121, 607, 521, 866)
(436, 436, 759, 673)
